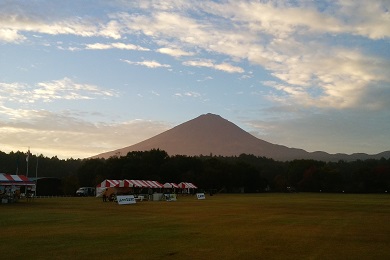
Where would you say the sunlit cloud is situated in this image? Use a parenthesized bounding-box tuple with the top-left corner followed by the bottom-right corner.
(0, 109, 171, 159)
(120, 59, 171, 68)
(1, 0, 389, 157)
(113, 1, 389, 109)
(0, 78, 118, 104)
(183, 59, 244, 73)
(157, 47, 194, 57)
(85, 42, 149, 51)
(0, 28, 26, 42)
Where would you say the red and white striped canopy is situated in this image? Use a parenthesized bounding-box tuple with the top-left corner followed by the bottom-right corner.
(179, 182, 198, 189)
(96, 179, 120, 188)
(0, 173, 35, 186)
(97, 179, 163, 189)
(163, 182, 179, 189)
(124, 180, 163, 188)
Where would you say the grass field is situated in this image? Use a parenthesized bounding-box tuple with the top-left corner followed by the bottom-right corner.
(1, 193, 389, 259)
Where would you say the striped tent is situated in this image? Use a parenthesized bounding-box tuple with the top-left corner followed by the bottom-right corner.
(118, 180, 133, 188)
(95, 179, 163, 197)
(96, 179, 121, 188)
(163, 182, 179, 189)
(179, 182, 198, 189)
(96, 179, 120, 197)
(0, 173, 35, 186)
(124, 180, 163, 189)
(96, 179, 163, 189)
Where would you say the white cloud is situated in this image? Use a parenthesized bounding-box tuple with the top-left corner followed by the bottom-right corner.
(0, 78, 118, 104)
(1, 0, 389, 157)
(0, 15, 100, 41)
(3, 1, 387, 111)
(174, 91, 201, 98)
(0, 28, 26, 42)
(113, 1, 389, 109)
(121, 59, 171, 68)
(183, 59, 244, 73)
(157, 47, 194, 57)
(334, 0, 390, 39)
(184, 91, 201, 97)
(263, 43, 390, 109)
(85, 42, 149, 51)
(197, 76, 213, 82)
(215, 63, 244, 73)
(85, 43, 112, 50)
(0, 8, 125, 43)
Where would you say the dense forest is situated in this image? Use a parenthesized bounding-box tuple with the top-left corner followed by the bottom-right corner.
(1, 149, 390, 195)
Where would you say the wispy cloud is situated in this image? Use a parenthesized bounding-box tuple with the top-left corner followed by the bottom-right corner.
(1, 0, 389, 157)
(174, 91, 201, 98)
(120, 59, 171, 68)
(157, 47, 194, 57)
(85, 42, 149, 51)
(0, 78, 118, 104)
(0, 109, 171, 158)
(112, 1, 389, 109)
(183, 59, 244, 73)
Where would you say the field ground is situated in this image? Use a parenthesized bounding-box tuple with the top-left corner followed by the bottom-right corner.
(1, 193, 389, 259)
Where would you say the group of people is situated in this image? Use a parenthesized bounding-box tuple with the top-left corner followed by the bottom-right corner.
(102, 191, 116, 202)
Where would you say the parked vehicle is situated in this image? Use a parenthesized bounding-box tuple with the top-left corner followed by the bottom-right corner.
(76, 187, 95, 197)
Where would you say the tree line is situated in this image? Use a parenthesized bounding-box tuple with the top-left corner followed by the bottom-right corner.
(1, 149, 389, 194)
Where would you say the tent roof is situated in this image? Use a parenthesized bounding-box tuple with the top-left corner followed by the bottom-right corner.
(96, 179, 121, 188)
(97, 180, 197, 189)
(124, 180, 163, 188)
(179, 182, 198, 189)
(163, 182, 179, 188)
(0, 173, 35, 186)
(97, 179, 163, 189)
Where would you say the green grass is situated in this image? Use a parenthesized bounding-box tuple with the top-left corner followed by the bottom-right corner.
(1, 193, 389, 259)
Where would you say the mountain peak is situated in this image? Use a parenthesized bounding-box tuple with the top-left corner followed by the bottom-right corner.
(93, 113, 298, 160)
(200, 113, 222, 118)
(92, 114, 390, 161)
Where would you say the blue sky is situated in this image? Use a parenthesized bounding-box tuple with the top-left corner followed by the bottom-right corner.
(1, 0, 389, 159)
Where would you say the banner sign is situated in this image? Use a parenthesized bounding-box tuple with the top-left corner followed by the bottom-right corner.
(117, 195, 136, 205)
(196, 193, 205, 200)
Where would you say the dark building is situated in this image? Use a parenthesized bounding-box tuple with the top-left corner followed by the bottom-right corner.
(30, 177, 62, 196)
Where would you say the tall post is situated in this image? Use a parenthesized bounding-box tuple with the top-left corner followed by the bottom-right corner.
(26, 148, 30, 196)
(35, 155, 39, 197)
(26, 148, 30, 177)
(15, 155, 19, 175)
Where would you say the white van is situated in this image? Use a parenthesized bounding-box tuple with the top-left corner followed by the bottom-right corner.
(76, 187, 95, 197)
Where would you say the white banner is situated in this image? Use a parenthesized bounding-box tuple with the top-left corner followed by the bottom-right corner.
(196, 193, 205, 200)
(117, 195, 136, 205)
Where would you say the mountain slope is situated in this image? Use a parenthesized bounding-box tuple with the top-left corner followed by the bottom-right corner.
(93, 113, 389, 161)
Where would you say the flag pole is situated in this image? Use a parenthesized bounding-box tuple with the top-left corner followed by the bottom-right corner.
(26, 147, 30, 177)
(35, 155, 39, 197)
(26, 147, 30, 197)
